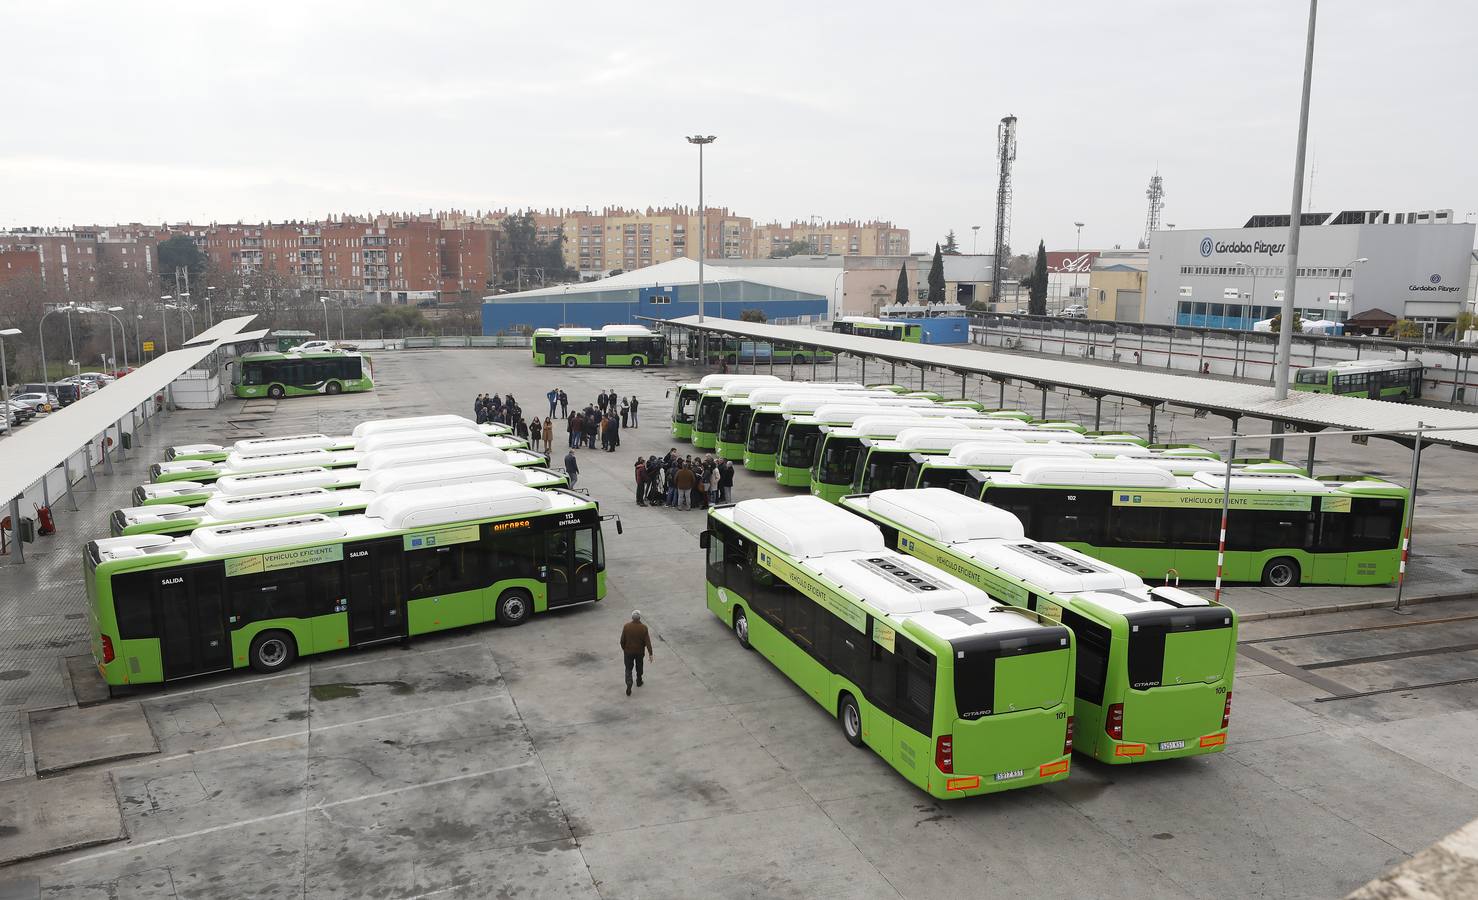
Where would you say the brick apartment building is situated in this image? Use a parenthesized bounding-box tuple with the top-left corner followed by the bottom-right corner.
(751, 220, 910, 259)
(0, 227, 157, 295)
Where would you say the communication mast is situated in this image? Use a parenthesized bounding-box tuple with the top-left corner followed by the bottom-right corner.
(990, 115, 1017, 302)
(1141, 171, 1165, 249)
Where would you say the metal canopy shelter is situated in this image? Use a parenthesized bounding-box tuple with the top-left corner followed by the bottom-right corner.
(3, 314, 258, 562)
(666, 316, 1478, 453)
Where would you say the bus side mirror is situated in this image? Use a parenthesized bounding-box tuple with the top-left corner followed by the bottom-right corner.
(699, 531, 710, 550)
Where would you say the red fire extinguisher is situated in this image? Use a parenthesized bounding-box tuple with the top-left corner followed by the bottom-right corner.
(35, 504, 55, 537)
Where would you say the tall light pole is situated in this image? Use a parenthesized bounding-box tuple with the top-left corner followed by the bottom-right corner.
(0, 328, 20, 406)
(686, 135, 717, 324)
(178, 291, 193, 340)
(88, 307, 130, 372)
(1273, 0, 1319, 403)
(64, 304, 80, 378)
(1333, 257, 1368, 321)
(38, 305, 70, 390)
(206, 285, 217, 327)
(971, 225, 981, 254)
(832, 271, 845, 319)
(319, 296, 344, 340)
(1236, 261, 1261, 330)
(134, 314, 144, 362)
(318, 297, 332, 341)
(159, 295, 173, 353)
(1073, 222, 1085, 308)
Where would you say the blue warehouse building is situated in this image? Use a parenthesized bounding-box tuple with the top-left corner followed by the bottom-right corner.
(482, 258, 829, 334)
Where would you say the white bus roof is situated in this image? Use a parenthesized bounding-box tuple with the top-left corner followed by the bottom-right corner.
(1012, 457, 1179, 488)
(945, 443, 1093, 468)
(810, 404, 916, 425)
(217, 466, 346, 495)
(732, 496, 882, 558)
(846, 414, 947, 437)
(232, 433, 339, 455)
(697, 373, 782, 389)
(862, 489, 1026, 543)
(599, 324, 658, 336)
(1190, 470, 1334, 493)
(352, 414, 480, 439)
(778, 396, 878, 415)
(886, 427, 993, 451)
(1321, 359, 1422, 373)
(354, 426, 501, 454)
(747, 384, 865, 406)
(868, 397, 936, 408)
(201, 487, 366, 521)
(356, 441, 512, 472)
(221, 447, 348, 473)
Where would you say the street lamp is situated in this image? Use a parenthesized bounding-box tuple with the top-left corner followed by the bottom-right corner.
(81, 307, 130, 373)
(1235, 260, 1260, 329)
(319, 296, 345, 341)
(37, 304, 79, 391)
(971, 225, 981, 254)
(159, 295, 173, 353)
(206, 285, 217, 327)
(832, 271, 845, 320)
(1333, 257, 1368, 320)
(1075, 220, 1087, 308)
(685, 135, 717, 324)
(0, 328, 20, 407)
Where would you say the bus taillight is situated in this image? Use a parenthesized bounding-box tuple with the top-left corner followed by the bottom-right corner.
(101, 634, 115, 664)
(935, 735, 953, 774)
(1064, 716, 1075, 755)
(1106, 703, 1124, 741)
(1221, 692, 1232, 730)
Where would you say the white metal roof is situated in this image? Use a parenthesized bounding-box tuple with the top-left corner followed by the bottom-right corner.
(670, 316, 1478, 452)
(945, 443, 1093, 468)
(356, 441, 512, 471)
(232, 433, 339, 455)
(351, 414, 479, 439)
(365, 480, 554, 529)
(217, 466, 345, 495)
(810, 552, 988, 618)
(697, 373, 782, 389)
(1012, 457, 1180, 488)
(354, 426, 499, 454)
(861, 489, 1026, 542)
(887, 428, 996, 452)
(731, 495, 883, 558)
(0, 314, 259, 504)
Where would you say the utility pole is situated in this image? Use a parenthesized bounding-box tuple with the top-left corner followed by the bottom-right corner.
(990, 116, 1017, 305)
(686, 135, 717, 324)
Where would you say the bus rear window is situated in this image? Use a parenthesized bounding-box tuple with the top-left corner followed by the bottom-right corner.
(1126, 608, 1234, 690)
(952, 624, 1071, 719)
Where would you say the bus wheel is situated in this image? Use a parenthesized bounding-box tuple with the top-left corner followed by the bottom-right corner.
(733, 608, 751, 649)
(563, 357, 578, 368)
(268, 384, 286, 399)
(839, 693, 864, 747)
(631, 356, 645, 368)
(249, 631, 297, 673)
(325, 381, 342, 395)
(726, 354, 737, 365)
(794, 354, 808, 365)
(1261, 558, 1301, 587)
(497, 589, 533, 626)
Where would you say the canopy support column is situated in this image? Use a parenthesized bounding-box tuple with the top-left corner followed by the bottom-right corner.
(61, 459, 78, 511)
(8, 496, 24, 565)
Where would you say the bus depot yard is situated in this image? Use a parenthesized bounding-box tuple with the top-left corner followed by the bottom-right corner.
(3, 347, 1478, 898)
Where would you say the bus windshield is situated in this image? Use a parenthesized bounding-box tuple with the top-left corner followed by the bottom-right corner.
(695, 396, 725, 432)
(748, 413, 786, 454)
(720, 406, 753, 442)
(1126, 607, 1234, 690)
(952, 624, 1072, 719)
(1295, 369, 1329, 385)
(816, 437, 863, 484)
(862, 450, 913, 492)
(779, 424, 821, 468)
(674, 388, 700, 424)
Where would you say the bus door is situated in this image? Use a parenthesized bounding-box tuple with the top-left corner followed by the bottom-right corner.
(588, 337, 608, 366)
(543, 526, 599, 606)
(344, 539, 407, 644)
(533, 336, 557, 363)
(155, 565, 231, 680)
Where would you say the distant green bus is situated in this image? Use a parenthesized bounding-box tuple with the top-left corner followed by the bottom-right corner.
(687, 334, 836, 367)
(974, 458, 1408, 587)
(532, 325, 666, 368)
(843, 488, 1236, 766)
(233, 351, 373, 399)
(88, 482, 615, 686)
(832, 318, 923, 342)
(1294, 359, 1422, 401)
(690, 377, 785, 451)
(704, 496, 1075, 798)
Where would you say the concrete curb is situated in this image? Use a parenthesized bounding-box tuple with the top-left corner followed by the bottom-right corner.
(1237, 590, 1477, 622)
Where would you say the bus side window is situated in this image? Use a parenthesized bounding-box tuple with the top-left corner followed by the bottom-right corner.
(1061, 610, 1111, 705)
(228, 568, 314, 623)
(1114, 506, 1166, 545)
(1348, 498, 1404, 550)
(723, 534, 751, 598)
(747, 562, 785, 629)
(892, 635, 935, 734)
(112, 571, 157, 638)
(832, 619, 870, 688)
(705, 526, 727, 588)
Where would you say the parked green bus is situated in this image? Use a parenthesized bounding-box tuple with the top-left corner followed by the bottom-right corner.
(776, 406, 920, 488)
(149, 439, 547, 487)
(1293, 359, 1423, 401)
(832, 318, 923, 342)
(232, 351, 373, 399)
(533, 325, 666, 368)
(690, 377, 785, 451)
(974, 458, 1407, 586)
(687, 334, 835, 367)
(842, 488, 1236, 765)
(703, 496, 1074, 798)
(165, 416, 513, 462)
(88, 482, 616, 686)
(812, 417, 968, 503)
(744, 392, 879, 474)
(112, 461, 569, 537)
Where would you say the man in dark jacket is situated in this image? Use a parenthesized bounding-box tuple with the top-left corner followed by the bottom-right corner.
(629, 396, 639, 428)
(564, 448, 580, 489)
(718, 459, 735, 503)
(620, 610, 654, 695)
(558, 389, 569, 418)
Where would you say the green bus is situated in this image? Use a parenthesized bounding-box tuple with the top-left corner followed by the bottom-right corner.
(744, 392, 882, 474)
(686, 334, 836, 367)
(812, 418, 969, 503)
(670, 374, 782, 441)
(88, 481, 617, 686)
(113, 461, 569, 538)
(842, 488, 1236, 765)
(832, 318, 923, 342)
(532, 325, 666, 368)
(165, 416, 513, 462)
(974, 458, 1407, 587)
(149, 440, 548, 487)
(1294, 359, 1423, 401)
(691, 377, 788, 451)
(232, 351, 374, 399)
(776, 405, 920, 488)
(703, 496, 1075, 798)
(714, 383, 873, 462)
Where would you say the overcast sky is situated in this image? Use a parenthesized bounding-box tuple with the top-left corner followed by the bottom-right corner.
(3, 1, 1475, 253)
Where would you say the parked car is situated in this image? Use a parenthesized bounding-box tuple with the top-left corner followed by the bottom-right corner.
(6, 400, 35, 422)
(12, 392, 56, 412)
(21, 383, 78, 406)
(1057, 305, 1088, 318)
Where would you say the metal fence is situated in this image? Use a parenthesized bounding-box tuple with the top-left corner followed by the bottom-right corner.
(401, 335, 532, 349)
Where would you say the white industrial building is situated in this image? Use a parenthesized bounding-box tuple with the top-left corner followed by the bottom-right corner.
(1144, 210, 1475, 335)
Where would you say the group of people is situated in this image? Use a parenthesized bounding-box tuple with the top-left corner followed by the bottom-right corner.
(633, 449, 734, 510)
(472, 392, 555, 453)
(552, 387, 642, 488)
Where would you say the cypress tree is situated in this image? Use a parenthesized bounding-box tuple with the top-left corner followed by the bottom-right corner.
(927, 243, 946, 303)
(895, 262, 910, 305)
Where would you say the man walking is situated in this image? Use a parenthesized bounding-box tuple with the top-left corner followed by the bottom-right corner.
(558, 389, 569, 418)
(629, 395, 639, 428)
(547, 388, 558, 419)
(564, 448, 580, 490)
(620, 610, 654, 695)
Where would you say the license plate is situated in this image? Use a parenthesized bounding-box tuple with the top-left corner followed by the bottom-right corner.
(993, 769, 1024, 782)
(1159, 740, 1185, 751)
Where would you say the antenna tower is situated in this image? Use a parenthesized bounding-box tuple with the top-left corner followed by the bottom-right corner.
(1141, 171, 1165, 249)
(990, 115, 1017, 301)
